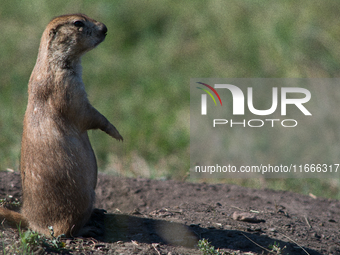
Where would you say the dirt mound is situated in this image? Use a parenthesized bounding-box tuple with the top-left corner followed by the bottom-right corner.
(1, 171, 340, 254)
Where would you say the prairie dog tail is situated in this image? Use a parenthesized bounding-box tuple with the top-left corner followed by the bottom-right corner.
(0, 207, 28, 228)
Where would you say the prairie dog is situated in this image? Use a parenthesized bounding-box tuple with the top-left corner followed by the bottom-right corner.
(0, 14, 122, 237)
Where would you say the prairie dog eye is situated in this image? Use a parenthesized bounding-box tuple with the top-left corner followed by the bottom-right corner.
(73, 21, 85, 27)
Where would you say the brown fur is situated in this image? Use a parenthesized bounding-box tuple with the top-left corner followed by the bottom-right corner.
(1, 14, 122, 237)
(0, 207, 28, 228)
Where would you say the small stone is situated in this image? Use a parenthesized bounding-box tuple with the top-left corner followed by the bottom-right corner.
(232, 211, 264, 223)
(225, 225, 233, 230)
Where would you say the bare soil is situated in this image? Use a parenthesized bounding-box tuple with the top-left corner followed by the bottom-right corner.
(1, 171, 340, 254)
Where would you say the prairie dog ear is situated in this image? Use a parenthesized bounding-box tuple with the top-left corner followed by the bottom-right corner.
(49, 29, 57, 38)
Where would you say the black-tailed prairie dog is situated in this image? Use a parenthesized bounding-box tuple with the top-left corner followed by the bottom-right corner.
(0, 14, 122, 237)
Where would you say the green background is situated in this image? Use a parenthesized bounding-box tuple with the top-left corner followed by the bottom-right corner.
(1, 0, 340, 198)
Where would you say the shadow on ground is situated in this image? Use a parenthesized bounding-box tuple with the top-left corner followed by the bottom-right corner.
(104, 213, 321, 255)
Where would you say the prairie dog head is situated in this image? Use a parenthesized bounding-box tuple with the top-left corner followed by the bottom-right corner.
(37, 14, 107, 68)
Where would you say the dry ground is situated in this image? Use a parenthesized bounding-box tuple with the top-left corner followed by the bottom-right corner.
(1, 171, 340, 254)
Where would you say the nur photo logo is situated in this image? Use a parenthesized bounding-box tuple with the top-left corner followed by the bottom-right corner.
(196, 82, 312, 128)
(190, 78, 339, 179)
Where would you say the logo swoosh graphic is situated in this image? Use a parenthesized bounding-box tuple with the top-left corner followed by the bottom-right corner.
(197, 87, 217, 105)
(197, 82, 223, 106)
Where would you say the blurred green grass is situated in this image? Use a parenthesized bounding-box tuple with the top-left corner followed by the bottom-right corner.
(1, 0, 340, 198)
